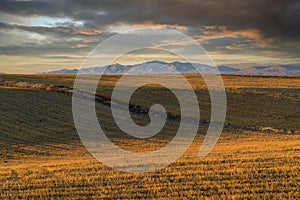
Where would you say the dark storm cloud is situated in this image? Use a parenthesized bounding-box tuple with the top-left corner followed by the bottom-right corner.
(0, 0, 299, 63)
(0, 22, 103, 37)
(1, 0, 299, 40)
(0, 0, 62, 16)
(0, 40, 91, 56)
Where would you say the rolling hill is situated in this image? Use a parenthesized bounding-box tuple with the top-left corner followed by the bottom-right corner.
(1, 74, 300, 199)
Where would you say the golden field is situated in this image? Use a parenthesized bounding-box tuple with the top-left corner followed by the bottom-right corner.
(0, 74, 299, 199)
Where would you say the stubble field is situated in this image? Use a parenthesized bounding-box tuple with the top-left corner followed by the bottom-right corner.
(0, 74, 299, 199)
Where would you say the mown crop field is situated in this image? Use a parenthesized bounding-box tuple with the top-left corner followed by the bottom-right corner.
(0, 74, 299, 199)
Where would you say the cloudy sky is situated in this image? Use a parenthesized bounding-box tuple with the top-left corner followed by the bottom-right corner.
(0, 0, 300, 73)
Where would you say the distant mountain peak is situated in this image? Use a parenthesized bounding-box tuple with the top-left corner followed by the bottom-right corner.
(39, 61, 300, 76)
(236, 64, 300, 76)
(110, 63, 124, 67)
(143, 60, 168, 65)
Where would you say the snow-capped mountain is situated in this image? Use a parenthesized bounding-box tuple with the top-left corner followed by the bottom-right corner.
(41, 61, 238, 75)
(40, 61, 300, 76)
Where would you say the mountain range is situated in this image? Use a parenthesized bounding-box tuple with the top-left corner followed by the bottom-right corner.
(41, 61, 300, 76)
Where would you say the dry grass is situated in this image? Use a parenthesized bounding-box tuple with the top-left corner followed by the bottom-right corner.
(1, 130, 299, 199)
(0, 75, 300, 199)
(1, 74, 300, 130)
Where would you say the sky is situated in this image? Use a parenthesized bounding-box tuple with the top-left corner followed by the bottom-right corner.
(0, 0, 300, 74)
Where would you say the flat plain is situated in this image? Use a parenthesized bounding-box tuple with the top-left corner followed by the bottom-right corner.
(0, 74, 299, 199)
